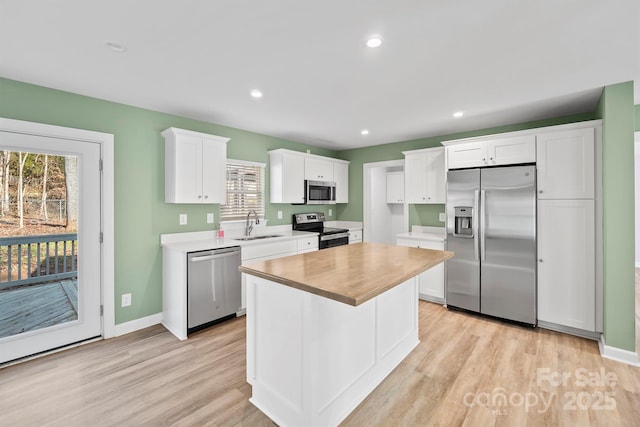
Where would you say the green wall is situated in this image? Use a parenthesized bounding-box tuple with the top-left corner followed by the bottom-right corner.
(595, 81, 636, 352)
(335, 112, 597, 228)
(0, 77, 338, 324)
(2, 76, 637, 355)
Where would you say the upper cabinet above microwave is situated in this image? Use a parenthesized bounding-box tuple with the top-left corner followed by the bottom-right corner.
(162, 127, 229, 204)
(269, 149, 349, 204)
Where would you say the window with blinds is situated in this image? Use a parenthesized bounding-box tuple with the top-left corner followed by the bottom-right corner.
(220, 159, 266, 220)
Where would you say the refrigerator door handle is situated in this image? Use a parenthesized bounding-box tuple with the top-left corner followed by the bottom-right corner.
(473, 190, 480, 261)
(480, 190, 486, 261)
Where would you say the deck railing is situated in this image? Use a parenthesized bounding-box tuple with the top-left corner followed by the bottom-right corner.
(0, 234, 78, 290)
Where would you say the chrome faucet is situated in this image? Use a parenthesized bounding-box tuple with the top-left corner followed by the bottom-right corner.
(245, 210, 260, 236)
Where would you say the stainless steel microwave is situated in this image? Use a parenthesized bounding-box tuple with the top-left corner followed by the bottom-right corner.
(304, 180, 336, 204)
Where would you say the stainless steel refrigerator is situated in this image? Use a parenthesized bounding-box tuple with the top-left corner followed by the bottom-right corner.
(445, 165, 536, 325)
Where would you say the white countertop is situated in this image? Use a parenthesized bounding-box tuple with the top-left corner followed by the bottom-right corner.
(324, 220, 363, 231)
(160, 229, 318, 253)
(396, 226, 446, 243)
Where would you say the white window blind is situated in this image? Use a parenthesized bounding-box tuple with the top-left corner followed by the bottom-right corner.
(220, 159, 265, 220)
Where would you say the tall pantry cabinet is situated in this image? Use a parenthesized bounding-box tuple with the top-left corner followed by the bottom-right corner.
(536, 126, 600, 335)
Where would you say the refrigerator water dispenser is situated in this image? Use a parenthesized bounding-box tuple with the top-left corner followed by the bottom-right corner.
(453, 207, 473, 237)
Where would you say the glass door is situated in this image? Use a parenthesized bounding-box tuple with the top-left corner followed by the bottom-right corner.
(0, 132, 101, 364)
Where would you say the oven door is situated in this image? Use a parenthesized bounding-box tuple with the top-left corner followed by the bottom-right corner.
(319, 232, 350, 249)
(305, 180, 336, 204)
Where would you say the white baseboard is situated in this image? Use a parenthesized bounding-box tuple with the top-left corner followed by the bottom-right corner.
(113, 313, 163, 337)
(598, 335, 640, 366)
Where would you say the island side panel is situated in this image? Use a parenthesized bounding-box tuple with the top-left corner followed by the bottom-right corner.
(245, 273, 419, 427)
(246, 275, 306, 425)
(312, 278, 419, 426)
(162, 247, 188, 340)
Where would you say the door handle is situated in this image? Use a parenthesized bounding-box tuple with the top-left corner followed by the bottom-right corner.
(479, 190, 486, 261)
(190, 251, 239, 262)
(473, 190, 480, 261)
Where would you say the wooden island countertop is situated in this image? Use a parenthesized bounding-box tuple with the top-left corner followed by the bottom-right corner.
(239, 242, 454, 306)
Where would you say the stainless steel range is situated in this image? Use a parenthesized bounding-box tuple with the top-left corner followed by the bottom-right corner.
(292, 212, 350, 249)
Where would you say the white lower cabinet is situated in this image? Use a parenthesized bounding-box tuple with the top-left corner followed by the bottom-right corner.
(396, 238, 445, 302)
(240, 238, 318, 312)
(537, 199, 595, 332)
(349, 229, 362, 244)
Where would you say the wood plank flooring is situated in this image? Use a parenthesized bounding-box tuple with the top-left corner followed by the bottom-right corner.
(1, 299, 638, 426)
(0, 279, 78, 338)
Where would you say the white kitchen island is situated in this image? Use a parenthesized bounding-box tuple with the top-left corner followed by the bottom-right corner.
(240, 242, 453, 427)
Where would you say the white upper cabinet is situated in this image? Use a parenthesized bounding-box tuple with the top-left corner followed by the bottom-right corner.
(269, 149, 306, 204)
(386, 172, 404, 204)
(305, 156, 334, 181)
(269, 149, 349, 204)
(403, 147, 445, 204)
(536, 128, 595, 199)
(446, 135, 535, 169)
(162, 127, 229, 204)
(445, 141, 486, 169)
(334, 160, 349, 203)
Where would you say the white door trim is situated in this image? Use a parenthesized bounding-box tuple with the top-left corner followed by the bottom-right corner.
(363, 159, 407, 243)
(0, 117, 115, 339)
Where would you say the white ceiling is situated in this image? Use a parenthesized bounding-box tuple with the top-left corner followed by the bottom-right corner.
(1, 1, 638, 150)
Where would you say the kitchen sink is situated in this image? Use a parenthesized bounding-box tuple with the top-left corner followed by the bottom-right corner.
(233, 234, 283, 241)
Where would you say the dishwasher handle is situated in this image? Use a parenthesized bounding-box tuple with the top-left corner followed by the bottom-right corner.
(190, 249, 240, 263)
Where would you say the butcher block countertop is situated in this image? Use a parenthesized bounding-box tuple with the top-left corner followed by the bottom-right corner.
(239, 242, 454, 306)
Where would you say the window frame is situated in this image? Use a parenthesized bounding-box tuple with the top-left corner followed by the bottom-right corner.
(220, 158, 266, 222)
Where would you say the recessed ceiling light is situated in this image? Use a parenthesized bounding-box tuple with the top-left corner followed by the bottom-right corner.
(250, 89, 263, 98)
(453, 111, 464, 118)
(105, 40, 126, 53)
(361, 129, 369, 135)
(366, 36, 383, 48)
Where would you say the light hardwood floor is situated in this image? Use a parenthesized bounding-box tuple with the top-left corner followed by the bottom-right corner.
(1, 301, 639, 426)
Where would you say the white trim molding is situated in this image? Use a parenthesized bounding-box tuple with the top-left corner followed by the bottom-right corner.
(0, 117, 116, 340)
(598, 335, 640, 367)
(114, 313, 163, 337)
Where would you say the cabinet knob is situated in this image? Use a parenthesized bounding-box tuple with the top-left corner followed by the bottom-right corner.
(198, 195, 202, 199)
(204, 195, 209, 199)
(482, 157, 486, 161)
(539, 259, 544, 262)
(539, 190, 543, 194)
(489, 157, 493, 161)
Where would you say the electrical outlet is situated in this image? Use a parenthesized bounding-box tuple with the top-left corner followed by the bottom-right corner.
(277, 210, 283, 219)
(207, 213, 214, 224)
(329, 208, 333, 216)
(121, 293, 132, 307)
(179, 214, 187, 225)
(439, 212, 446, 222)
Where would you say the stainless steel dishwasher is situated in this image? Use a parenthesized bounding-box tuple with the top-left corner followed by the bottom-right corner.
(187, 246, 241, 333)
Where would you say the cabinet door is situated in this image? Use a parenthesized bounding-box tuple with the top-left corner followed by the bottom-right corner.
(349, 229, 362, 243)
(305, 156, 334, 181)
(386, 172, 404, 204)
(282, 152, 305, 203)
(171, 134, 203, 203)
(538, 200, 595, 331)
(270, 150, 306, 203)
(487, 135, 536, 166)
(537, 128, 594, 199)
(425, 148, 445, 203)
(396, 238, 444, 301)
(404, 153, 428, 203)
(201, 137, 227, 204)
(334, 161, 349, 203)
(446, 142, 487, 169)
